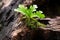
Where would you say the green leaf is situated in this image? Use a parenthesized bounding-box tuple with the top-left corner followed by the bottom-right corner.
(18, 4, 25, 8)
(30, 13, 37, 18)
(35, 11, 45, 19)
(29, 5, 37, 12)
(14, 4, 46, 29)
(14, 5, 29, 16)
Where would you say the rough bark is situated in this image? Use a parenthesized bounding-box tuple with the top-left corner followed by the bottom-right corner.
(0, 0, 60, 40)
(0, 0, 23, 40)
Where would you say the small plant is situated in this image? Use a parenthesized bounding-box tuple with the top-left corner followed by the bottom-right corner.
(14, 4, 46, 29)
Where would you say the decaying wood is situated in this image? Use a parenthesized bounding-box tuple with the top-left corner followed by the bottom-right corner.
(0, 0, 23, 40)
(0, 0, 60, 40)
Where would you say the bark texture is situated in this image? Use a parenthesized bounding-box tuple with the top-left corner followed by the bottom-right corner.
(0, 0, 60, 40)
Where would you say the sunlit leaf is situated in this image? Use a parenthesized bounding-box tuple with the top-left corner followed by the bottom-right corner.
(35, 11, 45, 19)
(14, 4, 46, 29)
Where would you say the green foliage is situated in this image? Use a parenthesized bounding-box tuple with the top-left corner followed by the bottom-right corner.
(14, 4, 46, 29)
